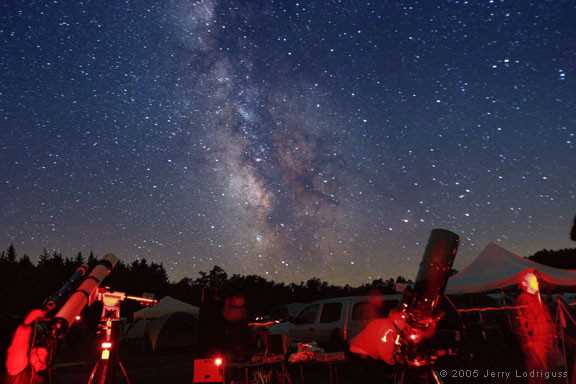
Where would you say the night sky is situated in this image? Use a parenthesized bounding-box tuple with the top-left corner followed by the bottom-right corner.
(1, 0, 575, 285)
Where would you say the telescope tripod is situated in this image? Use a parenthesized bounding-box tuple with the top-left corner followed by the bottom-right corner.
(87, 318, 131, 384)
(87, 289, 156, 384)
(88, 357, 131, 384)
(394, 366, 444, 384)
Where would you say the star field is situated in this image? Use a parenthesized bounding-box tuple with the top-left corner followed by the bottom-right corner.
(1, 0, 575, 285)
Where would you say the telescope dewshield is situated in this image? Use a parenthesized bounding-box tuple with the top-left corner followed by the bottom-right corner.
(53, 254, 118, 333)
(410, 228, 459, 322)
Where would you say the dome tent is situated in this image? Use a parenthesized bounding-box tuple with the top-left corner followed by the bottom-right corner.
(124, 296, 199, 352)
(134, 295, 199, 319)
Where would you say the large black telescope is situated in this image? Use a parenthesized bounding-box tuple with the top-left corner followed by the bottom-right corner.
(404, 228, 459, 334)
(350, 228, 460, 373)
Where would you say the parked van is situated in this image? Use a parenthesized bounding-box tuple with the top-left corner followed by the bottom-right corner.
(268, 294, 402, 350)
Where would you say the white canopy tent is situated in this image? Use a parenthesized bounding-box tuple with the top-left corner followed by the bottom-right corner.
(446, 243, 576, 295)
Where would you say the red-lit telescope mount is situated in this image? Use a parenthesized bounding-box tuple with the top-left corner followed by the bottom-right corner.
(351, 229, 460, 384)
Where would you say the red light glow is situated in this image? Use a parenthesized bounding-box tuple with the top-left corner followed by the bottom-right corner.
(101, 342, 112, 349)
(522, 272, 539, 295)
(214, 357, 223, 367)
(381, 329, 393, 343)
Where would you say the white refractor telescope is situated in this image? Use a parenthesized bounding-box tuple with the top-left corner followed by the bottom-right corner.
(52, 253, 118, 335)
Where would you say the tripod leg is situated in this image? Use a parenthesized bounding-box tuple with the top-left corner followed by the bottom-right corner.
(88, 361, 100, 384)
(282, 363, 293, 384)
(99, 359, 110, 384)
(394, 368, 406, 384)
(430, 369, 444, 384)
(118, 360, 131, 384)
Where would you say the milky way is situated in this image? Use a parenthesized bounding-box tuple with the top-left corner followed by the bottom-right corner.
(1, 0, 575, 284)
(169, 0, 361, 279)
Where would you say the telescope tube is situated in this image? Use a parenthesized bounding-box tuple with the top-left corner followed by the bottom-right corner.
(407, 228, 459, 330)
(43, 263, 90, 314)
(53, 254, 118, 333)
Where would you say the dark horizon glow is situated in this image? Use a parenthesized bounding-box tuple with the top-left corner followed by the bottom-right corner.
(1, 0, 575, 285)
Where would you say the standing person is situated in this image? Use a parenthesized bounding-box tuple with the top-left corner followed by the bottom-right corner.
(570, 214, 576, 384)
(197, 288, 225, 357)
(514, 273, 555, 384)
(4, 309, 48, 384)
(222, 294, 255, 362)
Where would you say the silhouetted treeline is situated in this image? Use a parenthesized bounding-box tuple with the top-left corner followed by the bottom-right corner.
(528, 248, 576, 269)
(3, 243, 576, 320)
(0, 245, 408, 320)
